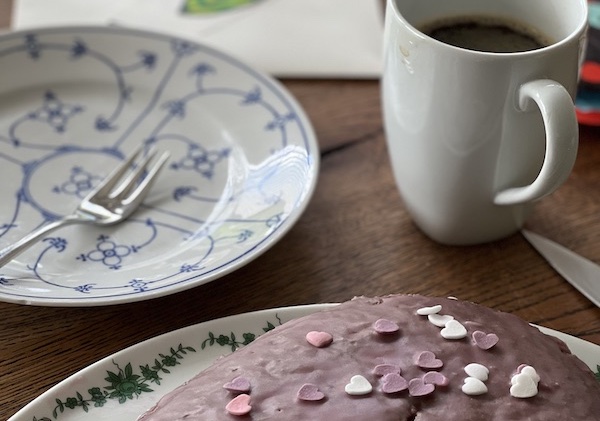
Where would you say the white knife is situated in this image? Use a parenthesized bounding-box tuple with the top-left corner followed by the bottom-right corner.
(522, 230, 600, 308)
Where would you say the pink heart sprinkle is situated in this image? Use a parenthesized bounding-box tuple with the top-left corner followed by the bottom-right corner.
(423, 371, 449, 386)
(223, 376, 251, 393)
(517, 364, 528, 373)
(225, 393, 252, 416)
(472, 330, 499, 350)
(381, 373, 408, 394)
(297, 383, 325, 401)
(306, 331, 333, 348)
(374, 318, 400, 334)
(415, 351, 443, 369)
(373, 363, 401, 377)
(408, 377, 435, 397)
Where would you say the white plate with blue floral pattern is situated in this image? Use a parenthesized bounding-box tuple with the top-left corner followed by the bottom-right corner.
(0, 26, 318, 306)
(7, 304, 600, 421)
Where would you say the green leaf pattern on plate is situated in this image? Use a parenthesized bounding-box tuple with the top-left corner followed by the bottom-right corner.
(201, 314, 281, 352)
(30, 317, 281, 420)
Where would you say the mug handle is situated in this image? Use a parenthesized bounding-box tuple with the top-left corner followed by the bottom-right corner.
(494, 79, 578, 206)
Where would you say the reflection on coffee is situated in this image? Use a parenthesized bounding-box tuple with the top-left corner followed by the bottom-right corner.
(420, 15, 551, 53)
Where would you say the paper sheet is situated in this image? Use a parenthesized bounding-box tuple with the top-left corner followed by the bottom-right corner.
(13, 0, 383, 78)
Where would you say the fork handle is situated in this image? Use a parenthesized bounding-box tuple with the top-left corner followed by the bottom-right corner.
(0, 217, 79, 268)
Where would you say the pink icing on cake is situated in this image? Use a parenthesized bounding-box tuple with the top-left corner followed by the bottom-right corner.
(137, 295, 600, 420)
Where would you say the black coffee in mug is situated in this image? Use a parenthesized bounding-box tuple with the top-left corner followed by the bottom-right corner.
(420, 15, 552, 53)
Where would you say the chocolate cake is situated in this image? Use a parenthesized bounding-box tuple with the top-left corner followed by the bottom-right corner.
(137, 295, 600, 420)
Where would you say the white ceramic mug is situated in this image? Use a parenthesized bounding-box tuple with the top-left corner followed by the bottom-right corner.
(382, 0, 587, 245)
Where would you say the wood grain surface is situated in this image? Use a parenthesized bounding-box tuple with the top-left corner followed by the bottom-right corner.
(1, 3, 599, 420)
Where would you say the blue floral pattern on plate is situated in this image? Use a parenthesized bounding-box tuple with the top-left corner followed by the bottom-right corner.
(0, 27, 318, 306)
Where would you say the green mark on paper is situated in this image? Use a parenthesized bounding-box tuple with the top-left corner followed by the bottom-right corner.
(183, 0, 259, 14)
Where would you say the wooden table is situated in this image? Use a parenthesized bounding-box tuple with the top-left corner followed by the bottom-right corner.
(1, 4, 599, 420)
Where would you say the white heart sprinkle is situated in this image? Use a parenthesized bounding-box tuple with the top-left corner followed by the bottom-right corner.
(462, 377, 488, 395)
(519, 365, 540, 383)
(345, 375, 372, 396)
(510, 373, 538, 398)
(440, 319, 467, 339)
(417, 305, 442, 315)
(428, 313, 454, 327)
(464, 363, 489, 382)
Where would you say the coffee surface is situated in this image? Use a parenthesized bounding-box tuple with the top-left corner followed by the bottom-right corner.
(421, 15, 550, 53)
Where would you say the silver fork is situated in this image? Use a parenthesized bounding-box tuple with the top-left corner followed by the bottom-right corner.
(0, 146, 169, 268)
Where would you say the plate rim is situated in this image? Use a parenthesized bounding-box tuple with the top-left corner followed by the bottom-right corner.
(0, 25, 320, 307)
